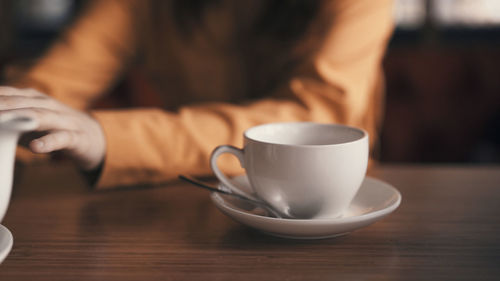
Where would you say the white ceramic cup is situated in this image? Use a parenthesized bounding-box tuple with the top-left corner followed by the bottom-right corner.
(0, 115, 37, 223)
(210, 122, 369, 219)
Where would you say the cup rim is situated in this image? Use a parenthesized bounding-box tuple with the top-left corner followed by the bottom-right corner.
(243, 122, 368, 148)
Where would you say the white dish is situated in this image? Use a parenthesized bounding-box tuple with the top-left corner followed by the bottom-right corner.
(0, 224, 13, 264)
(211, 175, 401, 239)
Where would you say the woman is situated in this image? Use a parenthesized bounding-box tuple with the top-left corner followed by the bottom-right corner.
(2, 0, 394, 188)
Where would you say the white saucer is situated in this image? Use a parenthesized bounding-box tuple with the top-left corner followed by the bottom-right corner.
(0, 224, 13, 264)
(211, 175, 401, 239)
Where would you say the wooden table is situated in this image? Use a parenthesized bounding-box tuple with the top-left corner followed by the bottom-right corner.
(1, 163, 499, 280)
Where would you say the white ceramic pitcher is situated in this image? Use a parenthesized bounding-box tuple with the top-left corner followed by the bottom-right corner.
(0, 115, 37, 222)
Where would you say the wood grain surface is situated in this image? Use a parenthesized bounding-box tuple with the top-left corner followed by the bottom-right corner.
(1, 163, 499, 280)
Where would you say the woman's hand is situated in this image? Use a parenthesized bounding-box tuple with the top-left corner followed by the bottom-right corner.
(0, 86, 106, 171)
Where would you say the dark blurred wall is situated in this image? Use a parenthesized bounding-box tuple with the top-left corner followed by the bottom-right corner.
(382, 29, 500, 163)
(0, 0, 14, 63)
(0, 0, 81, 67)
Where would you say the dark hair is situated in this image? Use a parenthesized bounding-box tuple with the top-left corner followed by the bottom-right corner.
(172, 0, 325, 97)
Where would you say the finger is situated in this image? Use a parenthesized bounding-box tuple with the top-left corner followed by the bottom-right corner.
(0, 95, 53, 111)
(0, 87, 44, 97)
(30, 130, 80, 153)
(0, 108, 74, 131)
(19, 131, 49, 148)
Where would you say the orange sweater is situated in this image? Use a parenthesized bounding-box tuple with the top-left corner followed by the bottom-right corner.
(11, 0, 394, 188)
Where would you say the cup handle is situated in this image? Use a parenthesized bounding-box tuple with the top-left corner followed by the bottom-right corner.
(210, 145, 256, 200)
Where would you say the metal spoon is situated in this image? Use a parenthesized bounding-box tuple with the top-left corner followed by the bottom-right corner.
(178, 175, 291, 219)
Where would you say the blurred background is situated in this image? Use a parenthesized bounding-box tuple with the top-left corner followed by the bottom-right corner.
(0, 0, 499, 164)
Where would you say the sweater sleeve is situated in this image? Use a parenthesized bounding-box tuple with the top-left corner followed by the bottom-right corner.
(8, 0, 137, 110)
(92, 0, 394, 188)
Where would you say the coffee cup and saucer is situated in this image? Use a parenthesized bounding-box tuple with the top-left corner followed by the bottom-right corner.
(209, 122, 401, 239)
